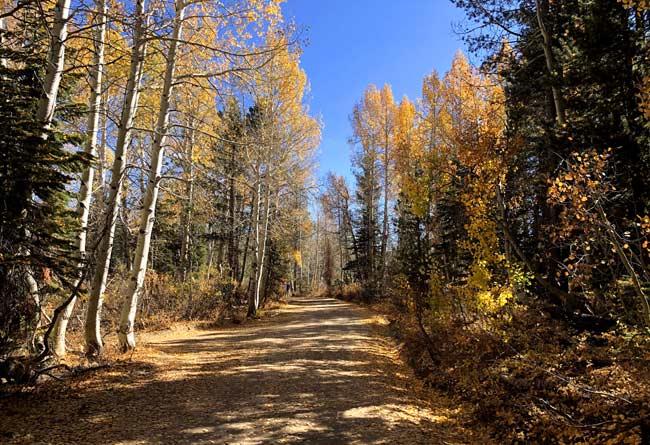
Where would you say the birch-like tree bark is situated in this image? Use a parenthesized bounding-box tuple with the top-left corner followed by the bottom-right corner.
(118, 0, 186, 351)
(84, 0, 148, 355)
(248, 178, 262, 316)
(253, 184, 272, 313)
(50, 0, 107, 357)
(36, 0, 71, 127)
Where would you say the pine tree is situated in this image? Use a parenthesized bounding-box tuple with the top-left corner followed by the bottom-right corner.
(0, 13, 87, 355)
(351, 151, 381, 298)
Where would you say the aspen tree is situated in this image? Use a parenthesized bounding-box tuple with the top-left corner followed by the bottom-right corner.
(50, 0, 108, 357)
(377, 85, 397, 290)
(118, 0, 187, 351)
(36, 0, 72, 127)
(245, 33, 319, 314)
(85, 0, 149, 355)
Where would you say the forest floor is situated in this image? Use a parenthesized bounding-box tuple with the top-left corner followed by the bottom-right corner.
(0, 296, 487, 444)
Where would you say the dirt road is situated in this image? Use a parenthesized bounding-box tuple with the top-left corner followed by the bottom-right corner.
(1, 297, 478, 444)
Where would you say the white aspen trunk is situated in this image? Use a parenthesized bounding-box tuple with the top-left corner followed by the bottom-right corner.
(248, 179, 262, 316)
(36, 0, 71, 126)
(26, 272, 42, 352)
(84, 0, 148, 355)
(118, 0, 185, 351)
(254, 186, 272, 311)
(50, 0, 107, 357)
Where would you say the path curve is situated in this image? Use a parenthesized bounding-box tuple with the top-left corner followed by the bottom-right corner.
(1, 297, 474, 444)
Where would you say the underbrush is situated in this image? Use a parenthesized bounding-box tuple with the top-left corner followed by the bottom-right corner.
(420, 310, 648, 443)
(329, 282, 364, 302)
(55, 270, 274, 357)
(82, 270, 244, 334)
(333, 286, 650, 444)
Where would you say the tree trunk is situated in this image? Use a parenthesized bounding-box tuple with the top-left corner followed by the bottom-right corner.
(118, 0, 185, 351)
(36, 0, 72, 127)
(84, 0, 148, 356)
(255, 187, 272, 306)
(50, 0, 107, 357)
(248, 179, 262, 316)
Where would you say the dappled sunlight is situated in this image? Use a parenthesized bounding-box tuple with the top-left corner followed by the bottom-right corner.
(342, 404, 449, 426)
(0, 297, 467, 444)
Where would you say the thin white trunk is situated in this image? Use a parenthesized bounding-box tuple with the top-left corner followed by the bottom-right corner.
(84, 0, 148, 355)
(26, 271, 42, 352)
(50, 0, 107, 357)
(118, 0, 185, 351)
(254, 186, 272, 310)
(248, 179, 262, 316)
(36, 0, 72, 126)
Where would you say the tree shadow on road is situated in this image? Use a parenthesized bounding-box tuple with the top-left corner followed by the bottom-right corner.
(0, 297, 477, 445)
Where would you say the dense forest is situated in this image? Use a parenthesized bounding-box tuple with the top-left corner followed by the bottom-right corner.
(1, 0, 650, 443)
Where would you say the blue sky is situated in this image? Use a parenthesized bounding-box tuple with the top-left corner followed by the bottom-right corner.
(280, 0, 469, 185)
